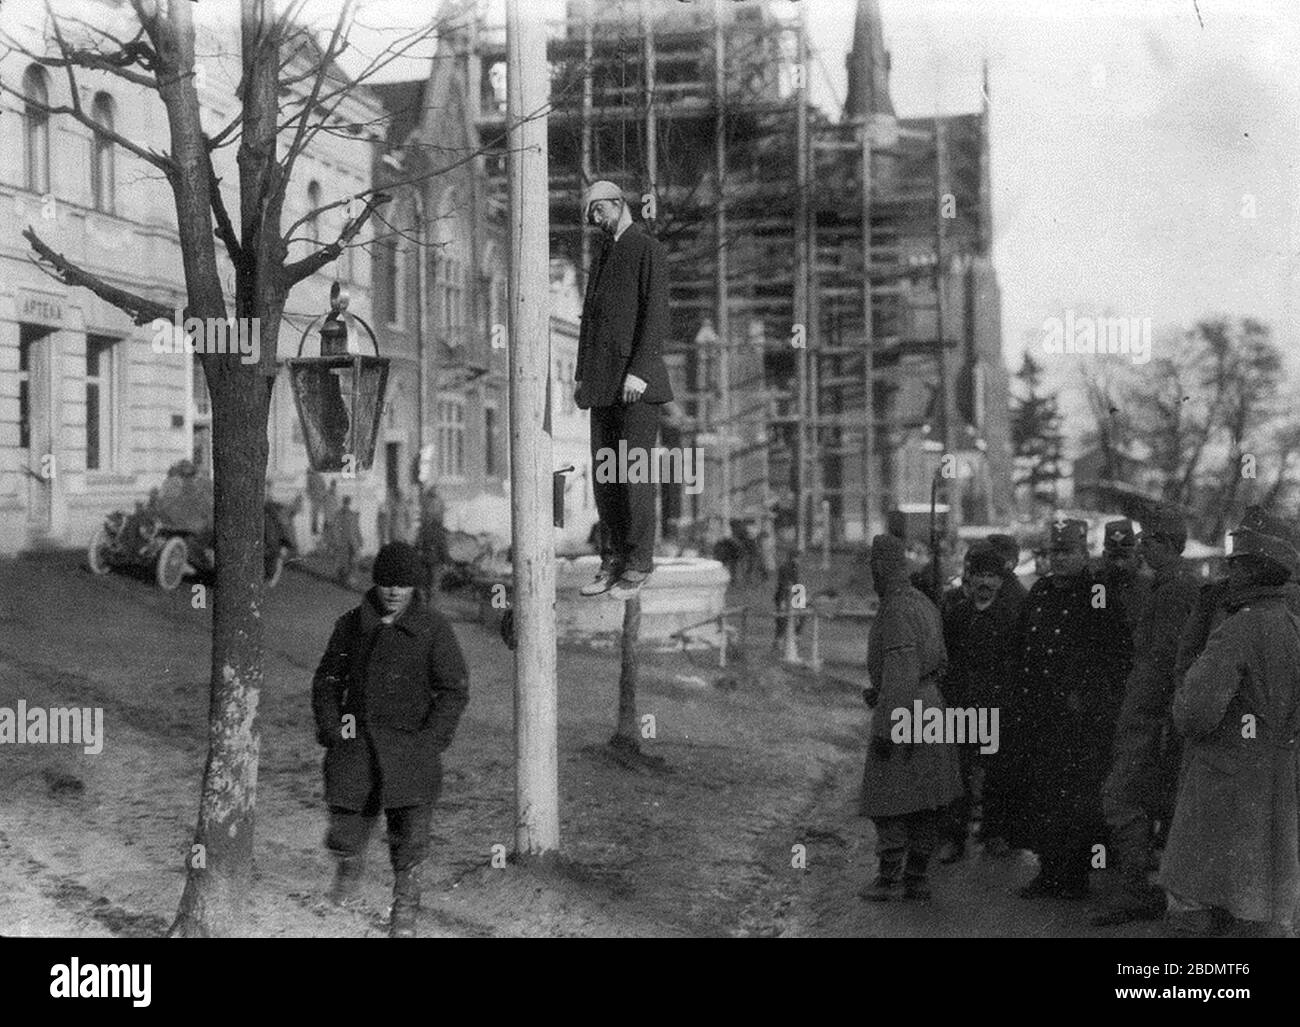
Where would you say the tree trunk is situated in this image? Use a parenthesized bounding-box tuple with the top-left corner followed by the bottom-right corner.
(170, 367, 270, 937)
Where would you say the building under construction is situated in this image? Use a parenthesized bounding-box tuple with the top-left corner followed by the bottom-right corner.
(469, 0, 1014, 544)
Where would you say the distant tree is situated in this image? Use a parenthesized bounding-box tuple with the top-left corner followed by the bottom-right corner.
(1010, 351, 1064, 509)
(1085, 316, 1289, 539)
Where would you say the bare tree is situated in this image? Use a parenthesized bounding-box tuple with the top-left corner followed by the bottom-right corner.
(0, 0, 506, 935)
(1079, 316, 1290, 537)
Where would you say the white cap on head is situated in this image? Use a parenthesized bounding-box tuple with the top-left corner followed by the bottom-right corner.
(584, 179, 624, 213)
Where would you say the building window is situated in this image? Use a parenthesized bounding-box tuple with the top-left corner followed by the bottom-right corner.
(488, 271, 507, 338)
(554, 358, 577, 417)
(381, 237, 406, 326)
(435, 222, 468, 345)
(306, 180, 322, 244)
(18, 328, 35, 450)
(484, 404, 499, 477)
(191, 356, 210, 418)
(86, 335, 117, 471)
(435, 396, 465, 479)
(90, 93, 116, 213)
(23, 65, 51, 194)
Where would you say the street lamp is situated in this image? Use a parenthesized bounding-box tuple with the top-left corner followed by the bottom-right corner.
(287, 282, 390, 473)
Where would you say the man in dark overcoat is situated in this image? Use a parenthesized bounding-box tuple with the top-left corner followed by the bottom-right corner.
(312, 541, 469, 937)
(1093, 504, 1199, 925)
(1009, 518, 1132, 899)
(939, 543, 1024, 860)
(575, 179, 673, 601)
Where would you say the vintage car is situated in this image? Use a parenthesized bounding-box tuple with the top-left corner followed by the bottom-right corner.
(87, 463, 298, 591)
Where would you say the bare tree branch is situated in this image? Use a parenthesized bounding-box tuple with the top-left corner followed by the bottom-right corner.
(205, 141, 243, 267)
(24, 226, 175, 325)
(280, 191, 389, 288)
(278, 0, 354, 189)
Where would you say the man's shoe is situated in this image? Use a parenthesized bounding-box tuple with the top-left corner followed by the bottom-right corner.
(939, 841, 967, 864)
(328, 855, 365, 907)
(1090, 887, 1166, 926)
(389, 863, 422, 938)
(903, 879, 932, 901)
(608, 568, 651, 601)
(857, 875, 904, 902)
(579, 565, 621, 597)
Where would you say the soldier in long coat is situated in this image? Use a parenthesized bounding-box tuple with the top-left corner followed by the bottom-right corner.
(312, 542, 469, 937)
(940, 544, 1025, 859)
(1093, 505, 1199, 925)
(859, 534, 963, 901)
(1009, 518, 1132, 899)
(1159, 510, 1300, 937)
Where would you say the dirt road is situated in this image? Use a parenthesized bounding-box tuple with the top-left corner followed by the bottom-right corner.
(0, 552, 1160, 937)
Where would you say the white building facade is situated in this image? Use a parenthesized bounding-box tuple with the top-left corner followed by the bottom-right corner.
(0, 2, 381, 555)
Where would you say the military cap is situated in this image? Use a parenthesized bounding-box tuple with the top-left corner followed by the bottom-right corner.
(1048, 517, 1089, 549)
(986, 533, 1020, 566)
(1229, 506, 1300, 579)
(1140, 504, 1186, 542)
(1102, 519, 1137, 551)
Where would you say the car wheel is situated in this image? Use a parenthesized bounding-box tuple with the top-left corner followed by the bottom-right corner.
(156, 536, 189, 591)
(88, 526, 114, 575)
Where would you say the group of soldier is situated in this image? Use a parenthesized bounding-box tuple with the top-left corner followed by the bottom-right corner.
(859, 506, 1300, 937)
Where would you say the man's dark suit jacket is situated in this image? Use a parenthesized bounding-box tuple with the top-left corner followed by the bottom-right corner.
(575, 221, 673, 409)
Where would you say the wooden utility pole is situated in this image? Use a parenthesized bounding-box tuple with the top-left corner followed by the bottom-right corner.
(579, 0, 593, 294)
(642, 0, 663, 550)
(506, 0, 559, 857)
(794, 6, 809, 551)
(714, 0, 732, 528)
(809, 176, 822, 548)
(933, 113, 959, 535)
(860, 115, 875, 541)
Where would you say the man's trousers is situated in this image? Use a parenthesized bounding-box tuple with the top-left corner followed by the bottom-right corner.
(326, 786, 433, 872)
(590, 401, 661, 574)
(873, 808, 942, 885)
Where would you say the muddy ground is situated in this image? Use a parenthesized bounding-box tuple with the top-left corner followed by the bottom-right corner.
(0, 550, 1160, 938)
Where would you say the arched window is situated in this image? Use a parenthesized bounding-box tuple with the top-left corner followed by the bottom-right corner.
(91, 93, 116, 213)
(23, 65, 51, 194)
(306, 180, 322, 244)
(434, 196, 468, 345)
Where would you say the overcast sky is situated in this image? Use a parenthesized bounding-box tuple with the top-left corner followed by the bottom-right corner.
(335, 0, 1300, 432)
